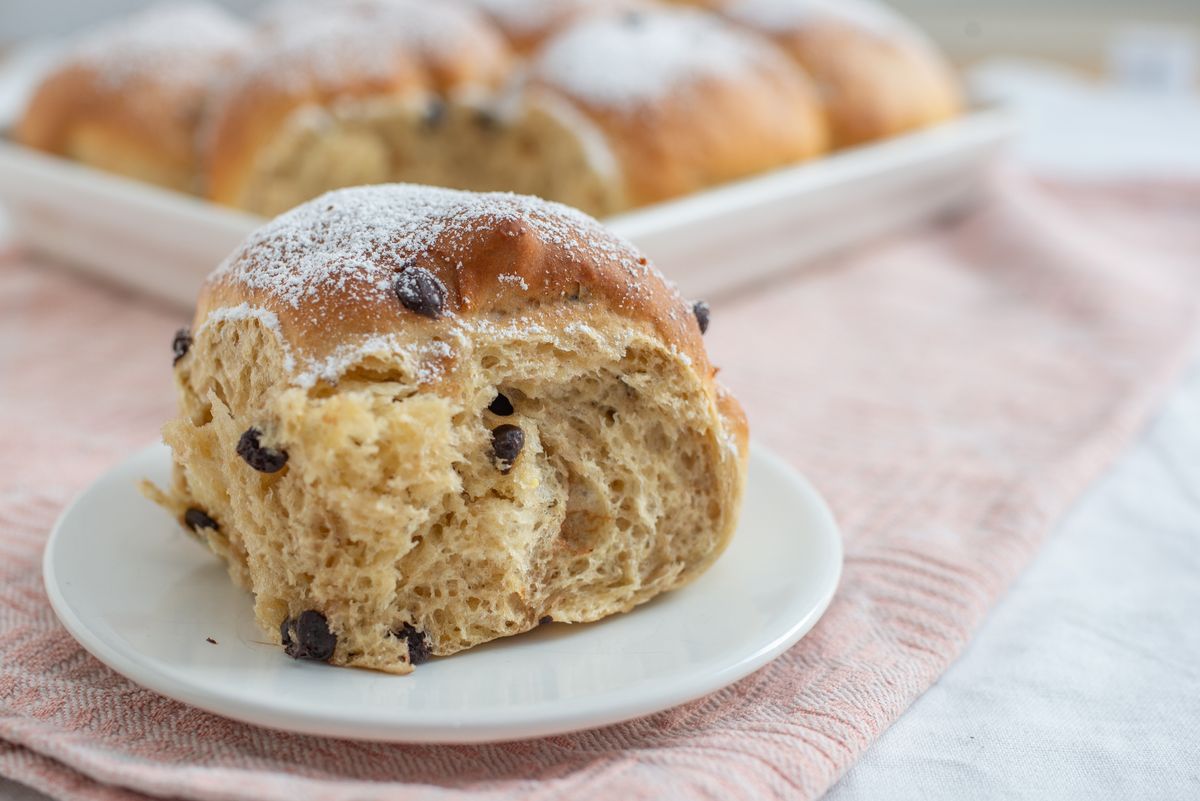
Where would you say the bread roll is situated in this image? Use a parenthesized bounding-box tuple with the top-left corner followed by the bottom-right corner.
(146, 184, 748, 673)
(522, 7, 829, 208)
(17, 2, 251, 192)
(367, 89, 632, 217)
(204, 0, 513, 214)
(694, 0, 962, 146)
(347, 6, 830, 217)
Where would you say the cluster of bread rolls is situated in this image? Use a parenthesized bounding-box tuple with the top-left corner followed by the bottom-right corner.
(18, 0, 961, 217)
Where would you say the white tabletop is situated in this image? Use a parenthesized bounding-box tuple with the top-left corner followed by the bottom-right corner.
(3, 60, 1200, 801)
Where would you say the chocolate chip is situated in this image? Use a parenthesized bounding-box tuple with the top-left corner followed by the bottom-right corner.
(184, 507, 218, 532)
(422, 98, 446, 130)
(491, 424, 524, 473)
(394, 267, 447, 318)
(539, 616, 553, 626)
(281, 610, 337, 661)
(692, 301, 710, 335)
(172, 328, 192, 365)
(236, 428, 288, 473)
(206, 637, 217, 645)
(393, 623, 431, 665)
(488, 393, 514, 416)
(473, 108, 501, 132)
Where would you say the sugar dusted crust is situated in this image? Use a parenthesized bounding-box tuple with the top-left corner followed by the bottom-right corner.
(459, 0, 643, 52)
(21, 0, 958, 211)
(17, 2, 251, 192)
(695, 0, 963, 145)
(526, 7, 830, 206)
(200, 184, 711, 378)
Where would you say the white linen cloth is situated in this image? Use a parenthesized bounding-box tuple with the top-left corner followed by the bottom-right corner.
(827, 361, 1200, 799)
(827, 60, 1200, 799)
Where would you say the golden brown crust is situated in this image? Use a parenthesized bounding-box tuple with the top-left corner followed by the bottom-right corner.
(204, 1, 514, 206)
(198, 184, 712, 382)
(203, 48, 426, 207)
(19, 69, 194, 191)
(17, 3, 250, 192)
(767, 27, 961, 146)
(699, 0, 962, 146)
(526, 8, 828, 207)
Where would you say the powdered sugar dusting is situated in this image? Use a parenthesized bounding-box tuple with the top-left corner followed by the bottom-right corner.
(462, 0, 628, 38)
(722, 0, 906, 38)
(72, 2, 250, 90)
(497, 274, 530, 291)
(531, 8, 769, 107)
(669, 343, 693, 367)
(199, 305, 460, 389)
(250, 16, 409, 91)
(719, 407, 740, 462)
(251, 0, 503, 92)
(214, 183, 651, 312)
(295, 334, 455, 389)
(209, 184, 695, 387)
(200, 302, 295, 372)
(563, 320, 599, 338)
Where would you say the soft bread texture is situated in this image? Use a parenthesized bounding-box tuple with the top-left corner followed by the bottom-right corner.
(148, 184, 748, 673)
(205, 0, 514, 213)
(376, 93, 630, 217)
(688, 0, 962, 145)
(17, 2, 251, 192)
(211, 89, 626, 219)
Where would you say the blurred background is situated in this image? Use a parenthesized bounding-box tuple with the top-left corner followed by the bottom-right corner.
(3, 0, 1197, 181)
(5, 0, 1198, 81)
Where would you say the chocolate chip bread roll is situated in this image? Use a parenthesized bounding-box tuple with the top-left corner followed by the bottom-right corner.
(206, 4, 826, 218)
(17, 2, 251, 192)
(694, 0, 962, 146)
(146, 184, 748, 673)
(204, 0, 513, 215)
(387, 6, 829, 217)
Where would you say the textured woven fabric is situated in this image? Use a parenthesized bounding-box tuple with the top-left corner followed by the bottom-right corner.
(1, 171, 1198, 801)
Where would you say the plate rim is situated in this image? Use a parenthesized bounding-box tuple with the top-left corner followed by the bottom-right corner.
(42, 441, 842, 743)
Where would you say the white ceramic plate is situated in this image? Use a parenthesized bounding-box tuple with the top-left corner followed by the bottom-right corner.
(43, 442, 842, 743)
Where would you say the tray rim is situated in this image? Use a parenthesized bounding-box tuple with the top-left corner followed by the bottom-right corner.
(0, 104, 1019, 304)
(0, 103, 1019, 236)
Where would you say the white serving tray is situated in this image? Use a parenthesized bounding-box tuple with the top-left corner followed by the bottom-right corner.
(0, 106, 1015, 307)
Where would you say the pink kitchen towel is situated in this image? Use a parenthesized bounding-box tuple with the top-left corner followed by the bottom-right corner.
(1, 170, 1199, 801)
